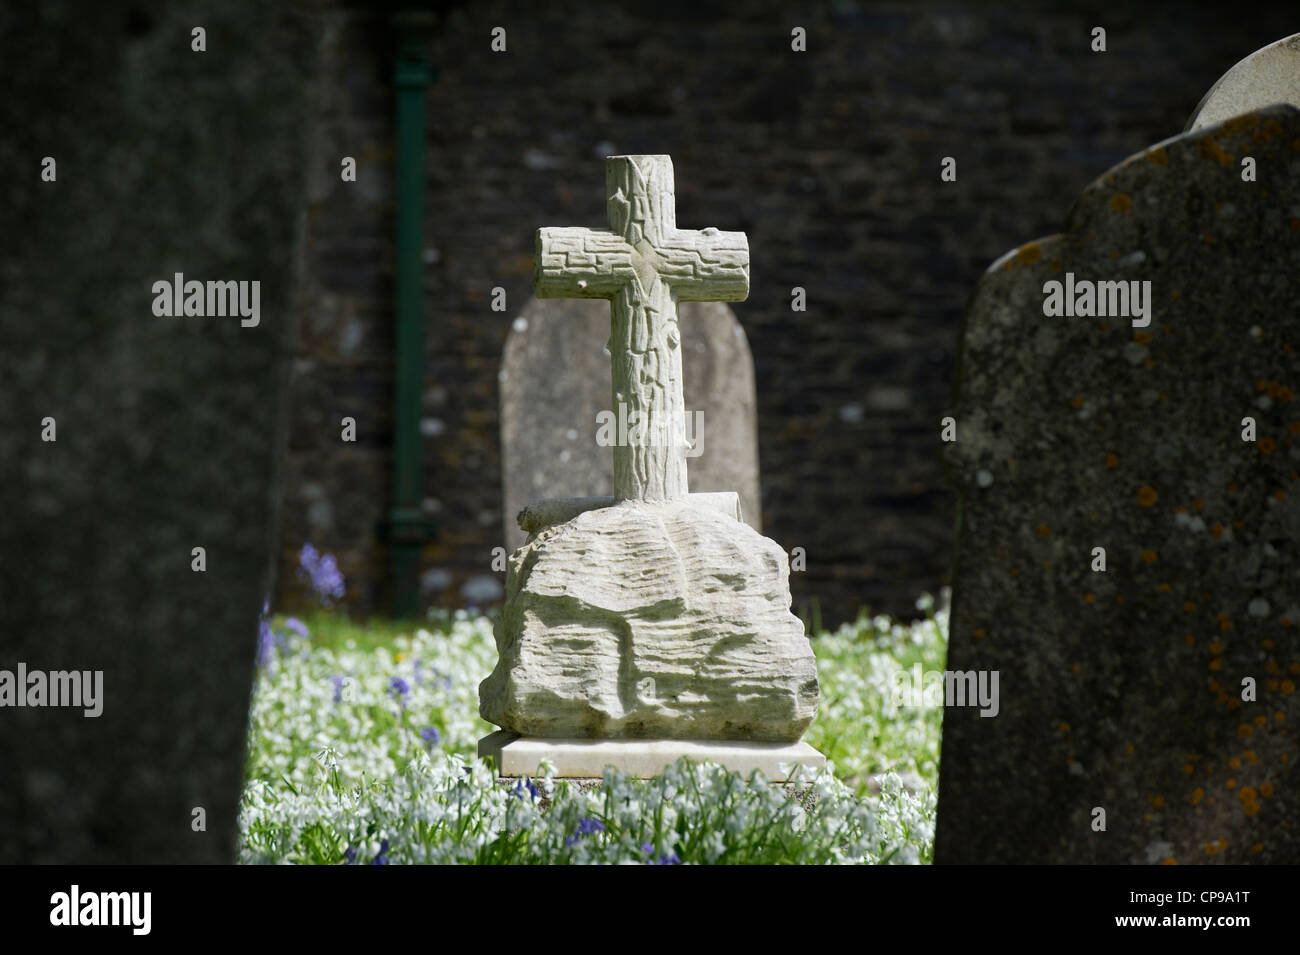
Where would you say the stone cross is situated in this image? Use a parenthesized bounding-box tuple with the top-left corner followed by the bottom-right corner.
(535, 155, 749, 502)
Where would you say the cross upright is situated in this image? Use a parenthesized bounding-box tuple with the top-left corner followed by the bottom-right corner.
(535, 155, 750, 502)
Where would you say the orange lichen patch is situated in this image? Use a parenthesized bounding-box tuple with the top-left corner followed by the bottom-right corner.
(1208, 680, 1220, 692)
(1263, 638, 1275, 650)
(1191, 787, 1205, 805)
(1083, 592, 1096, 604)
(1184, 763, 1195, 775)
(1254, 715, 1268, 726)
(1126, 743, 1135, 755)
(1244, 750, 1258, 763)
(1184, 601, 1197, 613)
(1143, 359, 1157, 369)
(1282, 680, 1296, 696)
(1260, 782, 1275, 798)
(1190, 498, 1204, 512)
(1219, 836, 1229, 850)
(1222, 113, 1261, 134)
(1238, 785, 1255, 800)
(1257, 380, 1270, 391)
(1209, 659, 1223, 672)
(1290, 663, 1300, 674)
(1147, 147, 1169, 165)
(1036, 524, 1050, 537)
(1275, 490, 1287, 501)
(1141, 549, 1158, 564)
(1162, 857, 1178, 865)
(1239, 723, 1253, 739)
(1227, 698, 1242, 711)
(1109, 193, 1132, 212)
(1105, 453, 1119, 467)
(1267, 679, 1280, 692)
(1209, 641, 1224, 655)
(1265, 660, 1280, 674)
(1226, 778, 1237, 789)
(1016, 242, 1042, 265)
(1185, 634, 1196, 647)
(1134, 331, 1152, 344)
(1071, 662, 1081, 674)
(1204, 842, 1219, 856)
(1242, 800, 1261, 818)
(1228, 757, 1241, 769)
(1158, 583, 1171, 592)
(1070, 396, 1084, 408)
(1252, 843, 1264, 854)
(1276, 711, 1286, 723)
(974, 628, 985, 638)
(1043, 561, 1053, 570)
(1198, 136, 1235, 167)
(1058, 721, 1071, 733)
(1151, 795, 1165, 809)
(1137, 485, 1158, 506)
(1216, 613, 1232, 632)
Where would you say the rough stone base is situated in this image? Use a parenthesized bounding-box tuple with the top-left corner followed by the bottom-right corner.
(478, 730, 825, 781)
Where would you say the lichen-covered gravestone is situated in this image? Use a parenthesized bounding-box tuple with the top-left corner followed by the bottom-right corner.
(480, 155, 821, 779)
(499, 296, 762, 554)
(0, 6, 311, 862)
(936, 106, 1300, 863)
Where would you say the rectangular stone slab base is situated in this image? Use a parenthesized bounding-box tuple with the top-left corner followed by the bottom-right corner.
(478, 730, 825, 781)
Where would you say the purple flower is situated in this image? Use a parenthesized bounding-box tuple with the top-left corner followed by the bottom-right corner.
(640, 842, 679, 865)
(284, 617, 310, 639)
(331, 674, 347, 703)
(257, 617, 275, 668)
(297, 543, 346, 605)
(512, 777, 539, 801)
(343, 845, 358, 865)
(370, 839, 390, 865)
(388, 676, 410, 704)
(419, 725, 441, 750)
(565, 817, 605, 846)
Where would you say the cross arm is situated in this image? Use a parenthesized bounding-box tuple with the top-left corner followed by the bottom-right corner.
(535, 227, 636, 299)
(658, 228, 750, 302)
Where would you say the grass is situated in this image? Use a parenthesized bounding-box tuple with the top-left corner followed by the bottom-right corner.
(239, 598, 947, 864)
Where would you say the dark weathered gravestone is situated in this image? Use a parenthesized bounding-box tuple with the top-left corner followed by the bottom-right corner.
(936, 105, 1300, 863)
(500, 296, 762, 552)
(0, 4, 312, 862)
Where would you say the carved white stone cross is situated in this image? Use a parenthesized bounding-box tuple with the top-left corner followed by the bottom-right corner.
(535, 155, 749, 502)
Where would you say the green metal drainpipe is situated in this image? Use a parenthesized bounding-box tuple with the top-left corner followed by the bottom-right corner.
(384, 12, 438, 618)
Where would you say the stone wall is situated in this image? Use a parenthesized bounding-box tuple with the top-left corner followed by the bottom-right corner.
(278, 0, 1297, 624)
